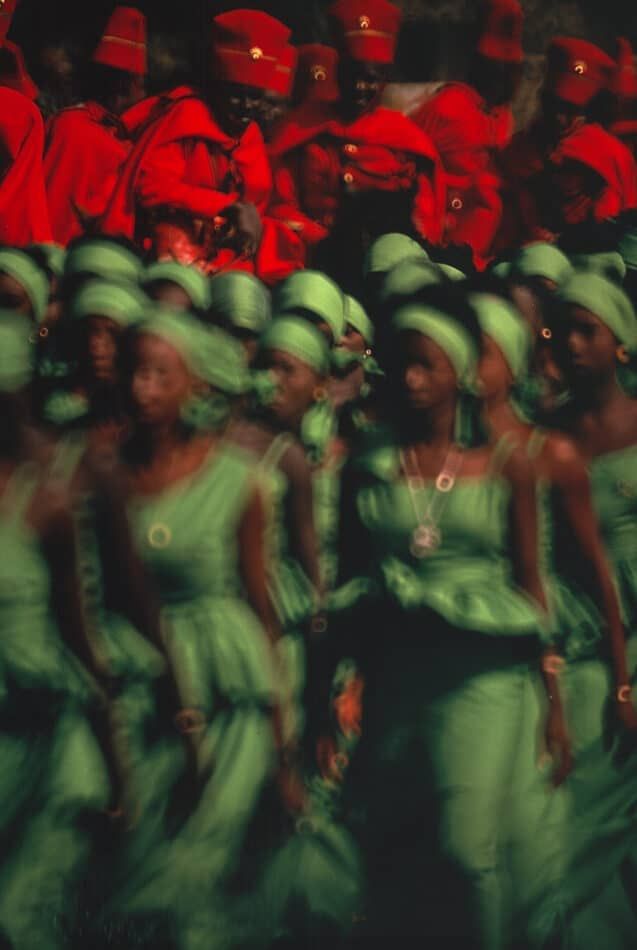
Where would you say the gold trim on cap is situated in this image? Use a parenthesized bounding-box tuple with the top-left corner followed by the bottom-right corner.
(217, 46, 278, 64)
(99, 35, 145, 50)
(345, 28, 393, 41)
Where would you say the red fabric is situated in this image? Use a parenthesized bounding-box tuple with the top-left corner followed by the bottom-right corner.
(492, 123, 546, 254)
(93, 6, 147, 76)
(328, 0, 401, 65)
(0, 41, 38, 100)
(270, 103, 444, 244)
(610, 38, 637, 100)
(0, 0, 17, 42)
(546, 37, 615, 107)
(268, 44, 298, 97)
(212, 10, 290, 91)
(44, 103, 130, 246)
(296, 44, 340, 105)
(478, 0, 524, 64)
(0, 87, 51, 245)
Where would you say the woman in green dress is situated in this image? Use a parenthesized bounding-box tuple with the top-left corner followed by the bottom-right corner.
(0, 314, 111, 950)
(337, 284, 570, 947)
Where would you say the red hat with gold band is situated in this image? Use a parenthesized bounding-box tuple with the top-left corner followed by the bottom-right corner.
(328, 0, 401, 65)
(268, 45, 298, 97)
(477, 0, 523, 64)
(546, 37, 615, 107)
(0, 40, 38, 100)
(93, 6, 147, 76)
(0, 0, 18, 42)
(296, 44, 340, 103)
(610, 37, 637, 100)
(212, 10, 291, 91)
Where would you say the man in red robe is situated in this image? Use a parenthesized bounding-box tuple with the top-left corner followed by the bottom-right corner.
(0, 86, 51, 245)
(101, 10, 300, 283)
(608, 38, 637, 158)
(0, 40, 38, 101)
(268, 0, 445, 292)
(410, 0, 523, 270)
(44, 6, 147, 246)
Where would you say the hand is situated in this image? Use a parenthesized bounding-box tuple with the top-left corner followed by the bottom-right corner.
(221, 201, 263, 257)
(543, 705, 573, 787)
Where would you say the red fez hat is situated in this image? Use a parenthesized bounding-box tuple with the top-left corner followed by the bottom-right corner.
(268, 45, 298, 97)
(0, 0, 18, 42)
(296, 44, 340, 104)
(477, 0, 523, 64)
(93, 6, 147, 76)
(610, 37, 637, 100)
(0, 41, 37, 100)
(328, 0, 401, 65)
(546, 37, 615, 107)
(212, 10, 291, 91)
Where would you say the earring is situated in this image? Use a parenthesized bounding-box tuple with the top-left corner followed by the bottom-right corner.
(313, 385, 327, 403)
(617, 344, 630, 365)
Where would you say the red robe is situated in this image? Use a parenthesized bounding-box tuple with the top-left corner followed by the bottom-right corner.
(101, 88, 301, 282)
(411, 83, 513, 269)
(0, 87, 51, 245)
(44, 102, 130, 246)
(269, 102, 445, 254)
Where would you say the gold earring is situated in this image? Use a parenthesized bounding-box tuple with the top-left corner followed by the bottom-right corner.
(313, 385, 327, 403)
(617, 344, 630, 365)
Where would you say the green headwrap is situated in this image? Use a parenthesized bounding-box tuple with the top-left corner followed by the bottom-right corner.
(392, 304, 478, 392)
(64, 240, 142, 284)
(34, 244, 66, 279)
(344, 295, 374, 345)
(618, 226, 637, 271)
(470, 293, 532, 381)
(437, 263, 466, 282)
(71, 280, 148, 328)
(379, 258, 443, 304)
(274, 270, 345, 343)
(490, 261, 512, 281)
(138, 307, 249, 393)
(260, 316, 330, 376)
(0, 312, 33, 392)
(209, 271, 271, 334)
(512, 243, 573, 287)
(143, 261, 212, 313)
(557, 271, 637, 353)
(568, 251, 627, 285)
(0, 249, 49, 324)
(363, 233, 429, 277)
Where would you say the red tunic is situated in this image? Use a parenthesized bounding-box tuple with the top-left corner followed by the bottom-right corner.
(0, 88, 51, 245)
(411, 83, 513, 268)
(44, 102, 130, 246)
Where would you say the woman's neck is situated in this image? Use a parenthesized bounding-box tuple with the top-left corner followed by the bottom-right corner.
(574, 375, 628, 417)
(483, 394, 530, 440)
(132, 423, 188, 467)
(398, 402, 456, 451)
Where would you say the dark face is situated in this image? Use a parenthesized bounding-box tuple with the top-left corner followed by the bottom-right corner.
(263, 348, 322, 429)
(212, 82, 264, 137)
(389, 330, 458, 414)
(113, 75, 146, 116)
(547, 160, 603, 228)
(338, 60, 389, 119)
(470, 55, 522, 108)
(342, 325, 367, 354)
(130, 334, 193, 428)
(478, 334, 513, 401)
(82, 315, 122, 384)
(146, 280, 194, 312)
(555, 305, 617, 386)
(0, 273, 32, 318)
(259, 91, 289, 140)
(541, 93, 586, 144)
(228, 327, 259, 366)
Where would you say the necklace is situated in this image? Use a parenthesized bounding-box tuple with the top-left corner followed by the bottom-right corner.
(400, 444, 464, 559)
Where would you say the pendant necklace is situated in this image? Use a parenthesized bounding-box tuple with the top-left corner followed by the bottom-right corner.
(400, 444, 464, 559)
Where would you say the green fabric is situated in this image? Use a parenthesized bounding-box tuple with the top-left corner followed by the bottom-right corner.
(470, 292, 533, 381)
(70, 279, 148, 327)
(344, 295, 374, 344)
(363, 232, 429, 276)
(491, 261, 512, 280)
(557, 271, 637, 352)
(379, 257, 443, 304)
(209, 271, 271, 334)
(512, 243, 573, 286)
(392, 304, 478, 392)
(261, 316, 330, 376)
(437, 263, 466, 282)
(568, 250, 627, 284)
(143, 261, 212, 313)
(618, 226, 637, 271)
(138, 307, 249, 393)
(0, 249, 49, 324)
(64, 240, 143, 284)
(275, 270, 345, 343)
(33, 243, 66, 278)
(0, 312, 33, 392)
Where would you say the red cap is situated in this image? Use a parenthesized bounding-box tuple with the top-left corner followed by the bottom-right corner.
(546, 37, 615, 107)
(0, 41, 38, 100)
(328, 0, 401, 65)
(93, 6, 147, 76)
(0, 0, 17, 42)
(296, 44, 340, 104)
(610, 37, 637, 100)
(268, 45, 298, 97)
(477, 0, 523, 64)
(212, 10, 291, 91)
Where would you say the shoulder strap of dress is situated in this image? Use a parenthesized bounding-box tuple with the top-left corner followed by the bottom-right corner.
(527, 428, 548, 462)
(48, 433, 86, 485)
(260, 432, 295, 471)
(0, 461, 39, 521)
(488, 432, 519, 476)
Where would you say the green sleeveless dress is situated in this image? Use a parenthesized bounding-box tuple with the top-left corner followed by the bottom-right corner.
(342, 429, 546, 948)
(0, 462, 108, 950)
(115, 442, 278, 950)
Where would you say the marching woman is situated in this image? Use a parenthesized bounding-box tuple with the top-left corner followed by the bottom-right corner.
(549, 273, 637, 948)
(336, 284, 570, 946)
